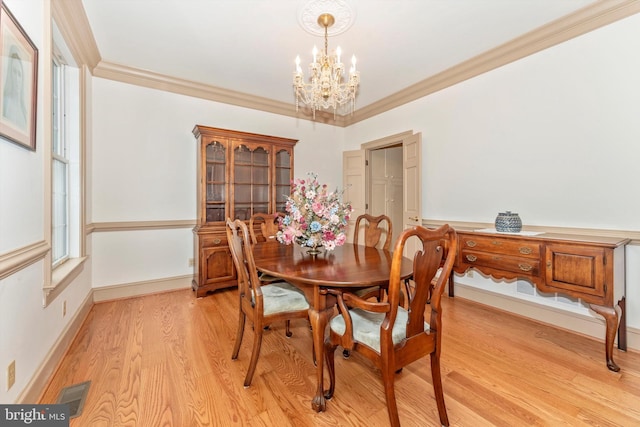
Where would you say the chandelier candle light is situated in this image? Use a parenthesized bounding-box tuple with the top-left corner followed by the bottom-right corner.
(293, 13, 360, 118)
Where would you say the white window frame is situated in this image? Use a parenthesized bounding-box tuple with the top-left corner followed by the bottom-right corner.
(44, 21, 86, 306)
(52, 54, 69, 267)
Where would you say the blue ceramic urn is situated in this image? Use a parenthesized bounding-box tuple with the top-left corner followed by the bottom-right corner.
(495, 211, 522, 232)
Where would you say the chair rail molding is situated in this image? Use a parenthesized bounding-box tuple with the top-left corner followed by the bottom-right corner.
(0, 241, 49, 280)
(86, 219, 197, 233)
(422, 219, 640, 244)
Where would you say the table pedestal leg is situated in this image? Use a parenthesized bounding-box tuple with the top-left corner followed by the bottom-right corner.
(309, 307, 331, 412)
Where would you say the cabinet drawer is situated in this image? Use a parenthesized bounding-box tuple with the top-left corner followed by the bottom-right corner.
(201, 232, 227, 247)
(461, 235, 540, 258)
(461, 250, 540, 276)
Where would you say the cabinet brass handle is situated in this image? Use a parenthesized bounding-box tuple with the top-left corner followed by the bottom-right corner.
(466, 240, 477, 247)
(213, 238, 221, 245)
(465, 254, 477, 262)
(519, 264, 533, 272)
(491, 240, 502, 246)
(547, 261, 552, 268)
(519, 247, 533, 255)
(409, 216, 419, 221)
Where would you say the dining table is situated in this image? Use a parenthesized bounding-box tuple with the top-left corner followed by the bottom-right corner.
(252, 241, 413, 412)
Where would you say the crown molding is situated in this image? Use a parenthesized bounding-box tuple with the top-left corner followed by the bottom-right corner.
(92, 61, 346, 125)
(52, 0, 101, 69)
(57, 0, 640, 127)
(344, 0, 640, 125)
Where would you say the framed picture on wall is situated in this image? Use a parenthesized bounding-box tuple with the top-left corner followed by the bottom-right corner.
(0, 1, 38, 150)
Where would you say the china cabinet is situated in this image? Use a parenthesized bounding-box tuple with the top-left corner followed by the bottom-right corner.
(191, 125, 297, 296)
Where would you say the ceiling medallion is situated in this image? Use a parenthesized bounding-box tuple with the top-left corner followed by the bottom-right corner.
(297, 0, 356, 36)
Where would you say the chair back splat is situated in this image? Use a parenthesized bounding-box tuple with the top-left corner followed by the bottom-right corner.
(248, 213, 286, 284)
(248, 212, 285, 244)
(324, 224, 458, 427)
(354, 213, 393, 250)
(351, 214, 393, 302)
(226, 218, 309, 387)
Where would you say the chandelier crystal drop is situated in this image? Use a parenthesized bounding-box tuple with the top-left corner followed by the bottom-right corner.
(293, 13, 360, 119)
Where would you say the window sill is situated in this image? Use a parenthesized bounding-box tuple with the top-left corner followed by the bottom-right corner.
(43, 256, 87, 306)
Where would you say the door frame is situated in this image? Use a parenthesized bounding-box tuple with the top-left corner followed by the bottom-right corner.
(343, 130, 422, 246)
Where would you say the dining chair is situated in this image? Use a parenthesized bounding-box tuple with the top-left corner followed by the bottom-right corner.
(226, 218, 310, 387)
(248, 212, 318, 364)
(352, 213, 393, 301)
(323, 224, 458, 427)
(249, 212, 286, 284)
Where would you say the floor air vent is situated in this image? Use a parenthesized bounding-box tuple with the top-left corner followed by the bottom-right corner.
(56, 380, 90, 418)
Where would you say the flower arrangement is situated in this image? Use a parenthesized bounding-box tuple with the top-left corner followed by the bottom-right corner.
(276, 172, 353, 252)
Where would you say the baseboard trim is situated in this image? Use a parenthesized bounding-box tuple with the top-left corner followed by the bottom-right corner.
(92, 274, 192, 302)
(23, 275, 193, 403)
(452, 282, 640, 352)
(19, 290, 94, 404)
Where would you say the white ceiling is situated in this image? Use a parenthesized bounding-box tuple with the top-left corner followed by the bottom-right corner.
(81, 0, 598, 111)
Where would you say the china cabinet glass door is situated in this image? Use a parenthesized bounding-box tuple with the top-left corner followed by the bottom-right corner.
(275, 148, 292, 213)
(205, 140, 226, 222)
(233, 144, 270, 220)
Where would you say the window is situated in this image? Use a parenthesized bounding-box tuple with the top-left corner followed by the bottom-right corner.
(45, 22, 85, 305)
(52, 55, 68, 266)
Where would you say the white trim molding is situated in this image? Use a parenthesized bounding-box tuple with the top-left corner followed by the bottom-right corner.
(453, 282, 640, 352)
(54, 0, 640, 126)
(86, 219, 197, 233)
(19, 289, 94, 404)
(0, 241, 49, 280)
(92, 274, 192, 302)
(422, 219, 640, 244)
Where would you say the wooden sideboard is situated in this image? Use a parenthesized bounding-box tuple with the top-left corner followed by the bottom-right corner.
(450, 229, 629, 372)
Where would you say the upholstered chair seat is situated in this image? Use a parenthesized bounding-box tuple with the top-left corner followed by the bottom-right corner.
(256, 282, 309, 316)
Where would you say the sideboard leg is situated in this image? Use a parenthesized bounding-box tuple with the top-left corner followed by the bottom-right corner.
(448, 275, 455, 297)
(617, 297, 627, 351)
(590, 303, 620, 372)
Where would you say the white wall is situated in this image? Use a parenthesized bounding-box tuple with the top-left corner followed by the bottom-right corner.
(0, 0, 92, 404)
(345, 14, 640, 336)
(3, 1, 639, 404)
(89, 78, 346, 290)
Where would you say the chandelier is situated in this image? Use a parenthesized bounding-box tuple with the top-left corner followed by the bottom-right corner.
(293, 13, 360, 118)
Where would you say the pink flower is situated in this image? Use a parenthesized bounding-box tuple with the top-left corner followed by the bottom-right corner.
(312, 202, 324, 214)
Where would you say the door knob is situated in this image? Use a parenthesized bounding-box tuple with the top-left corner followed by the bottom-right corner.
(409, 216, 419, 221)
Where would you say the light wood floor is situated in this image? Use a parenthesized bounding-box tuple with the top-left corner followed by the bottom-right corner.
(39, 288, 640, 426)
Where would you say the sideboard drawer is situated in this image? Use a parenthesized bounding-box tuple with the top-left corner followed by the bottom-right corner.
(461, 235, 540, 258)
(461, 250, 540, 276)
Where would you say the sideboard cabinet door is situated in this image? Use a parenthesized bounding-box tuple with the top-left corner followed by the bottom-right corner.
(544, 243, 607, 302)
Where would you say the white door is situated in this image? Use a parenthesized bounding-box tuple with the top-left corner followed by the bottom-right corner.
(402, 133, 422, 255)
(343, 150, 365, 243)
(370, 146, 403, 242)
(342, 131, 422, 251)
